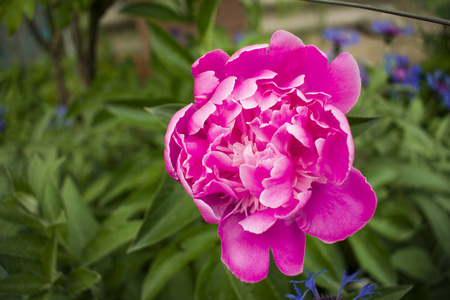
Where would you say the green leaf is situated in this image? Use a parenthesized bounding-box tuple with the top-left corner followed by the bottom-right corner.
(144, 104, 187, 127)
(0, 201, 44, 230)
(141, 225, 219, 300)
(82, 221, 141, 267)
(348, 229, 397, 285)
(394, 163, 450, 193)
(413, 194, 450, 255)
(0, 274, 48, 296)
(129, 175, 200, 252)
(368, 200, 422, 242)
(148, 22, 194, 79)
(303, 236, 345, 291)
(0, 233, 45, 259)
(347, 116, 381, 138)
(41, 236, 58, 281)
(196, 249, 282, 300)
(121, 2, 184, 22)
(66, 268, 101, 295)
(105, 104, 165, 130)
(391, 246, 438, 282)
(61, 176, 99, 258)
(370, 285, 413, 300)
(197, 0, 222, 53)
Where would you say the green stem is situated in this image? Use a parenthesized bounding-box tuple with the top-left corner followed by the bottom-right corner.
(300, 0, 450, 26)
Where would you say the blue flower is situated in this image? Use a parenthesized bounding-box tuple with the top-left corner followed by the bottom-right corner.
(384, 53, 421, 99)
(286, 270, 378, 300)
(0, 105, 6, 133)
(372, 20, 413, 43)
(323, 27, 360, 49)
(426, 70, 450, 109)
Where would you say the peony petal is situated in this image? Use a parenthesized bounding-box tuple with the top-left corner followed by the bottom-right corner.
(225, 44, 269, 79)
(296, 168, 377, 243)
(194, 71, 220, 107)
(192, 49, 230, 78)
(266, 219, 305, 276)
(164, 104, 196, 180)
(326, 52, 361, 114)
(268, 30, 305, 55)
(219, 213, 270, 283)
(239, 209, 277, 234)
(260, 155, 293, 208)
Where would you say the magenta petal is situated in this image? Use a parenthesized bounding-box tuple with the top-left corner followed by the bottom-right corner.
(266, 219, 305, 276)
(194, 71, 220, 107)
(164, 104, 196, 180)
(239, 209, 277, 234)
(268, 30, 305, 54)
(219, 213, 270, 283)
(225, 44, 269, 79)
(296, 168, 377, 243)
(192, 49, 230, 78)
(326, 52, 361, 114)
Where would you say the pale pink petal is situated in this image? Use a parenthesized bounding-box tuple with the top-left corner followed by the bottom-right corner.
(219, 213, 270, 283)
(296, 168, 377, 243)
(239, 209, 277, 234)
(260, 155, 293, 208)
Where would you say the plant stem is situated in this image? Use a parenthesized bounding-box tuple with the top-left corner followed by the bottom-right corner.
(300, 0, 450, 26)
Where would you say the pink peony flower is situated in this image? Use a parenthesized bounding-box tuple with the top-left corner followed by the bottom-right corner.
(164, 30, 377, 283)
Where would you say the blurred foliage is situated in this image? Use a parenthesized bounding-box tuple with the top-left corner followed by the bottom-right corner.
(0, 0, 449, 299)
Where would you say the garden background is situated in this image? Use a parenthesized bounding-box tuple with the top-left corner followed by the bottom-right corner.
(0, 0, 449, 299)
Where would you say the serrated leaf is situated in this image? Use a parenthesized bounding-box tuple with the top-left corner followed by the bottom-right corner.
(141, 225, 219, 300)
(391, 246, 438, 282)
(196, 248, 282, 300)
(0, 274, 48, 295)
(144, 103, 186, 127)
(66, 268, 101, 295)
(348, 229, 397, 286)
(121, 2, 184, 22)
(82, 221, 141, 267)
(129, 175, 200, 252)
(413, 194, 450, 255)
(61, 176, 99, 258)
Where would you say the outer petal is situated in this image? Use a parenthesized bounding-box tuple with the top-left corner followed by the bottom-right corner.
(192, 49, 229, 78)
(326, 52, 361, 113)
(164, 104, 196, 180)
(296, 168, 377, 243)
(266, 219, 305, 276)
(219, 213, 270, 283)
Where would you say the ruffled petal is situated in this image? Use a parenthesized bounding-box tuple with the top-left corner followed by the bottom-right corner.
(164, 104, 196, 180)
(239, 209, 277, 234)
(296, 168, 377, 243)
(225, 44, 269, 79)
(219, 213, 270, 283)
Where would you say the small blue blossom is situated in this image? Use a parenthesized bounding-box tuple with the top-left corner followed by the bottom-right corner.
(323, 27, 360, 49)
(359, 62, 370, 87)
(372, 20, 413, 43)
(384, 53, 421, 99)
(286, 270, 378, 300)
(426, 70, 450, 109)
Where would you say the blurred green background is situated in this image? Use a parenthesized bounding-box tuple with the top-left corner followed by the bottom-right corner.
(0, 0, 449, 299)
